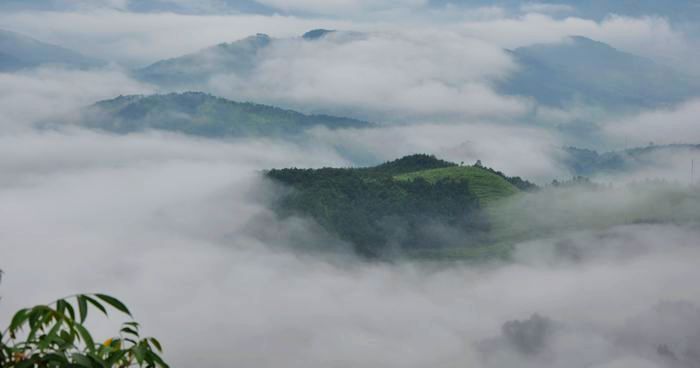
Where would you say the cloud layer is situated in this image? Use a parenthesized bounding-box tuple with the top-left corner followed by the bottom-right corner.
(1, 3, 700, 368)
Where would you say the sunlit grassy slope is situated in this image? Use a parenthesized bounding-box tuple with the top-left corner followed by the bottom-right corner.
(394, 166, 519, 204)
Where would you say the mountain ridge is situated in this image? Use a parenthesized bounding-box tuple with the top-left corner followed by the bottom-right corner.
(0, 28, 103, 70)
(77, 91, 373, 137)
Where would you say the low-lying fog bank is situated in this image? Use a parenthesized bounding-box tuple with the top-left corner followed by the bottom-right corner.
(0, 129, 698, 367)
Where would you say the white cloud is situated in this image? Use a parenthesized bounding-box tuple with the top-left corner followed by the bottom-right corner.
(1, 130, 699, 366)
(309, 122, 565, 182)
(458, 13, 695, 70)
(205, 30, 529, 121)
(0, 11, 351, 66)
(255, 0, 427, 15)
(0, 67, 152, 131)
(603, 99, 700, 147)
(520, 2, 575, 16)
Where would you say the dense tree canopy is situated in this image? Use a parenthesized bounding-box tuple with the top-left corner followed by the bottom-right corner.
(266, 154, 533, 257)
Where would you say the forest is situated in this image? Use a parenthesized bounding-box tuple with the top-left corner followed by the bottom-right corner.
(266, 154, 535, 258)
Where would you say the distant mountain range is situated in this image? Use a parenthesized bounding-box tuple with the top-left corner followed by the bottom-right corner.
(76, 92, 372, 137)
(562, 144, 700, 177)
(0, 29, 103, 71)
(499, 36, 700, 109)
(134, 33, 273, 87)
(134, 31, 700, 111)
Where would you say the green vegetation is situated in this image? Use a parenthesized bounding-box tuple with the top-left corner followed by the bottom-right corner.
(1, 293, 168, 367)
(395, 166, 519, 204)
(266, 154, 534, 259)
(79, 92, 372, 138)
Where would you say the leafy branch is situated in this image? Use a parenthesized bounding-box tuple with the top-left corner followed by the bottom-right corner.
(1, 294, 168, 368)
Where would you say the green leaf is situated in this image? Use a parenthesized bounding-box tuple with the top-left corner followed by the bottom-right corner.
(9, 308, 29, 332)
(150, 351, 170, 368)
(149, 337, 163, 353)
(43, 352, 69, 365)
(120, 327, 139, 337)
(74, 323, 95, 353)
(94, 294, 131, 316)
(78, 295, 88, 323)
(62, 299, 76, 322)
(105, 350, 128, 367)
(15, 355, 40, 368)
(71, 353, 94, 368)
(83, 296, 108, 316)
(134, 342, 146, 364)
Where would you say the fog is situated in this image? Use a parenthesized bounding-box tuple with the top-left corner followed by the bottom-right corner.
(1, 2, 700, 368)
(1, 128, 699, 367)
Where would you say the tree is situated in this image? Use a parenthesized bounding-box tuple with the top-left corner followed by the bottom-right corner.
(1, 293, 168, 367)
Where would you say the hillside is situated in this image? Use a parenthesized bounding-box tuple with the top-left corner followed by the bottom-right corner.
(78, 92, 372, 137)
(562, 144, 700, 177)
(0, 28, 102, 70)
(266, 154, 532, 258)
(134, 33, 272, 87)
(134, 32, 700, 113)
(499, 36, 700, 109)
(395, 166, 519, 204)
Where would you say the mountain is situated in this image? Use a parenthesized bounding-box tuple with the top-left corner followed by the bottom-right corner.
(302, 29, 336, 40)
(134, 33, 272, 87)
(266, 154, 534, 258)
(499, 36, 700, 109)
(134, 30, 342, 88)
(562, 144, 700, 177)
(77, 92, 372, 137)
(0, 29, 102, 71)
(136, 32, 700, 113)
(0, 51, 25, 72)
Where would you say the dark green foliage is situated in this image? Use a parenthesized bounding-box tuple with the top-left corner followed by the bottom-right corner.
(476, 166, 538, 192)
(302, 29, 335, 40)
(80, 92, 372, 138)
(0, 294, 168, 368)
(361, 154, 457, 176)
(266, 154, 525, 258)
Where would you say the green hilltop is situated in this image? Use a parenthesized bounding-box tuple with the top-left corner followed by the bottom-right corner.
(266, 154, 535, 259)
(395, 166, 519, 205)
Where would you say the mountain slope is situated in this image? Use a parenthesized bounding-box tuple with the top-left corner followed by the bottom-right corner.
(134, 33, 271, 87)
(562, 144, 700, 177)
(0, 29, 102, 70)
(78, 92, 372, 137)
(266, 154, 531, 258)
(0, 51, 24, 71)
(395, 166, 519, 204)
(499, 36, 700, 109)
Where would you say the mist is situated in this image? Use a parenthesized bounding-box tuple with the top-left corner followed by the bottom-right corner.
(0, 124, 698, 367)
(1, 2, 700, 368)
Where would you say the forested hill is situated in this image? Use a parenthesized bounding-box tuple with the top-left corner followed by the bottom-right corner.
(266, 154, 535, 258)
(78, 92, 372, 138)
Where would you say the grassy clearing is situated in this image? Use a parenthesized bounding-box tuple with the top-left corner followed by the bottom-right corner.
(394, 166, 519, 204)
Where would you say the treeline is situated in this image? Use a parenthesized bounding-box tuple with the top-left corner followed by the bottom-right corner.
(266, 154, 524, 257)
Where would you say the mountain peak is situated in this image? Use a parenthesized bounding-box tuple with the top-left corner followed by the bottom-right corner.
(302, 29, 335, 40)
